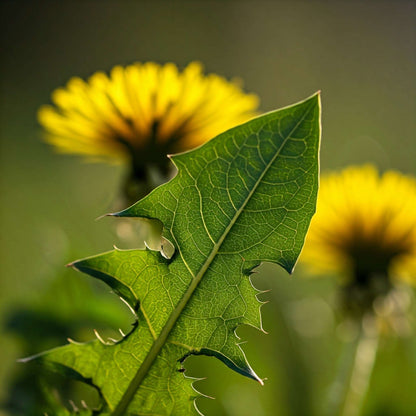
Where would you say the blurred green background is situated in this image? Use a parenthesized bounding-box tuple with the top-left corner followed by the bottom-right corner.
(1, 1, 415, 415)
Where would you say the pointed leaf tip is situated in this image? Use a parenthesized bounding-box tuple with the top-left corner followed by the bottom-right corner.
(35, 93, 320, 414)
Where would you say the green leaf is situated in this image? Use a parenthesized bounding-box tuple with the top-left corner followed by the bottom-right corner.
(27, 93, 321, 415)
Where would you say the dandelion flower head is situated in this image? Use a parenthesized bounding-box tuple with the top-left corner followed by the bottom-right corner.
(38, 62, 259, 170)
(301, 165, 416, 285)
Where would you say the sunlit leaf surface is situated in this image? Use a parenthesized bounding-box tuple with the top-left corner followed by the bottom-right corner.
(28, 93, 321, 415)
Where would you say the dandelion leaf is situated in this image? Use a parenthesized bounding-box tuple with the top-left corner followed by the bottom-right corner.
(28, 93, 321, 415)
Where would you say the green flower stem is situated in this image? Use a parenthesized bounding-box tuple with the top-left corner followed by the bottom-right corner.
(123, 164, 170, 205)
(327, 316, 379, 416)
(341, 318, 378, 416)
(325, 329, 360, 416)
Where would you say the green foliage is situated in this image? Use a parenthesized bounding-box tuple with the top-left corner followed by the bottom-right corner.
(25, 93, 321, 415)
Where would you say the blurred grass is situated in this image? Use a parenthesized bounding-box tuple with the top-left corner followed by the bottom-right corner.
(1, 1, 415, 415)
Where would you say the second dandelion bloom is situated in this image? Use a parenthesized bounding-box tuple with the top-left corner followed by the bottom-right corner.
(38, 62, 259, 192)
(301, 165, 416, 288)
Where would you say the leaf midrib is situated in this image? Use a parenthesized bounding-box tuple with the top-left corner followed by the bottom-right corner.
(111, 101, 314, 415)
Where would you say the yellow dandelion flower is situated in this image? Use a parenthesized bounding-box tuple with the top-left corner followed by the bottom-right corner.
(301, 165, 416, 288)
(38, 61, 259, 169)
